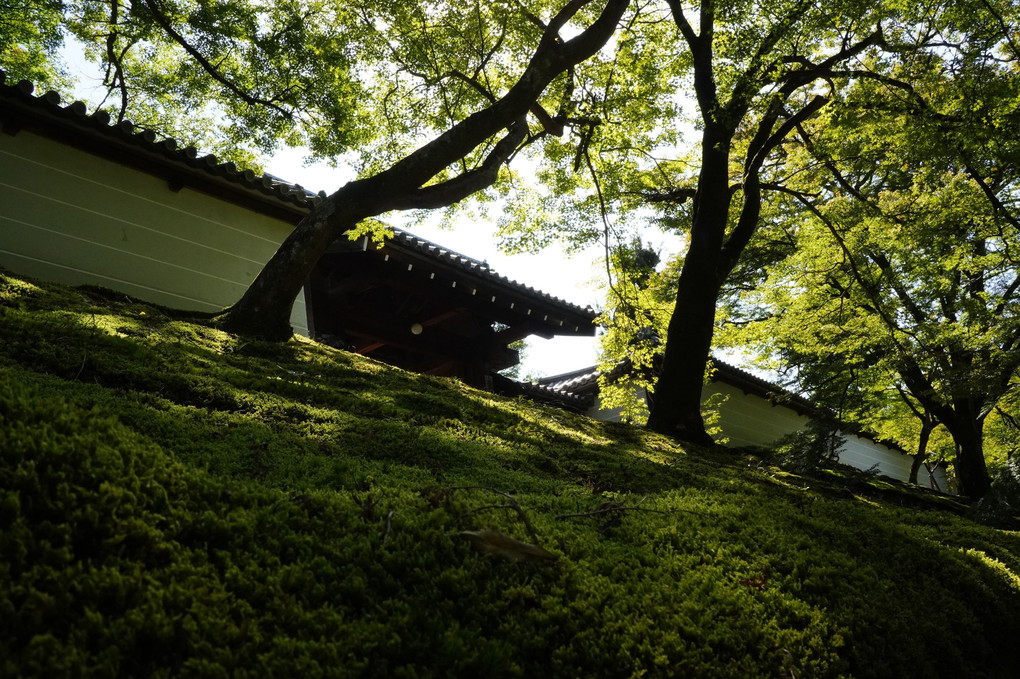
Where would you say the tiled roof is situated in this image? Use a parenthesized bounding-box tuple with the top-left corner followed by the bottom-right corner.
(537, 357, 814, 412)
(537, 365, 602, 395)
(387, 230, 596, 319)
(490, 374, 591, 412)
(539, 357, 909, 454)
(0, 71, 596, 323)
(0, 73, 324, 210)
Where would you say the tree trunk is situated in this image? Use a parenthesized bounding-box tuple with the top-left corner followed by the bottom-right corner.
(898, 365, 993, 498)
(646, 127, 732, 445)
(217, 193, 362, 340)
(908, 418, 934, 485)
(943, 410, 991, 498)
(645, 265, 722, 445)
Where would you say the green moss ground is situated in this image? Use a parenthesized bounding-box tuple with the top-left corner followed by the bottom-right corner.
(1, 269, 1019, 678)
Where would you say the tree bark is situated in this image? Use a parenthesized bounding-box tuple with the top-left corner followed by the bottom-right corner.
(898, 361, 993, 497)
(908, 418, 935, 485)
(216, 0, 630, 340)
(941, 405, 992, 498)
(646, 125, 732, 444)
(214, 188, 364, 340)
(644, 261, 723, 445)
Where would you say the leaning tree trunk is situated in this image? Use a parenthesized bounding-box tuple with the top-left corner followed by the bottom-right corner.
(217, 193, 365, 340)
(215, 0, 630, 340)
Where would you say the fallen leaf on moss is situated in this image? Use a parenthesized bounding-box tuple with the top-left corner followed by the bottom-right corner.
(459, 529, 559, 563)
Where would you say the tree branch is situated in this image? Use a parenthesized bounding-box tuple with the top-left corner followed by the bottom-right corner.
(502, 0, 548, 31)
(378, 0, 629, 191)
(663, 0, 698, 46)
(642, 186, 697, 204)
(138, 0, 294, 119)
(449, 486, 541, 545)
(978, 0, 1020, 63)
(383, 116, 529, 210)
(719, 95, 829, 271)
(728, 0, 815, 113)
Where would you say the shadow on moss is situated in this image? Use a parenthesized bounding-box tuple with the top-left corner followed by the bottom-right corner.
(2, 269, 1020, 678)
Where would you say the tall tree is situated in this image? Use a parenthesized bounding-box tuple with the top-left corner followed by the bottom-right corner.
(219, 0, 631, 338)
(491, 0, 892, 442)
(2, 0, 630, 338)
(526, 0, 1019, 460)
(629, 0, 887, 443)
(722, 23, 1020, 496)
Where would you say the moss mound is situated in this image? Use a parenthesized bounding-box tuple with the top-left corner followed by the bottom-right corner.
(2, 269, 1019, 678)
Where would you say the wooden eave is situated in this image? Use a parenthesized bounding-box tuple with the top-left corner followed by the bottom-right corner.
(311, 249, 535, 375)
(371, 241, 596, 338)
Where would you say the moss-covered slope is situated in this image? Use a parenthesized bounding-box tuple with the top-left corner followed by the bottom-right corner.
(2, 269, 1019, 678)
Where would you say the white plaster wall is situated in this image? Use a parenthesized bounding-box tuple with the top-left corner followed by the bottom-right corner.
(0, 130, 308, 335)
(588, 388, 648, 423)
(837, 433, 950, 491)
(705, 382, 807, 447)
(837, 433, 913, 480)
(587, 379, 951, 490)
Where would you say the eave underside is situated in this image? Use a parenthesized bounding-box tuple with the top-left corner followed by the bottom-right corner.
(309, 244, 595, 385)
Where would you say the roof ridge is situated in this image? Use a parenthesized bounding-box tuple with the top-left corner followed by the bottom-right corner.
(0, 71, 325, 209)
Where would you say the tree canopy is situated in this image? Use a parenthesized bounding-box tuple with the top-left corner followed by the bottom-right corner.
(716, 20, 1020, 497)
(555, 0, 1018, 496)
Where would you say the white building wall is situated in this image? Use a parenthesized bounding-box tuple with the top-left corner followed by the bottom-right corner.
(0, 130, 308, 335)
(837, 433, 912, 479)
(588, 379, 951, 491)
(705, 382, 807, 447)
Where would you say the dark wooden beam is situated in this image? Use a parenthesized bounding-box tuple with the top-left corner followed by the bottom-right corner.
(340, 313, 514, 365)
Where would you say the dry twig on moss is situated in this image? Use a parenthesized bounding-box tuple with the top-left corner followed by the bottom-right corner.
(449, 486, 541, 545)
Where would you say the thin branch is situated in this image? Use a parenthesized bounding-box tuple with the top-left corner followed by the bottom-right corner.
(978, 0, 1020, 63)
(758, 181, 820, 200)
(584, 145, 635, 315)
(729, 0, 816, 111)
(448, 486, 541, 544)
(381, 510, 395, 548)
(139, 0, 294, 118)
(642, 186, 697, 204)
(502, 0, 548, 31)
(103, 0, 131, 121)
